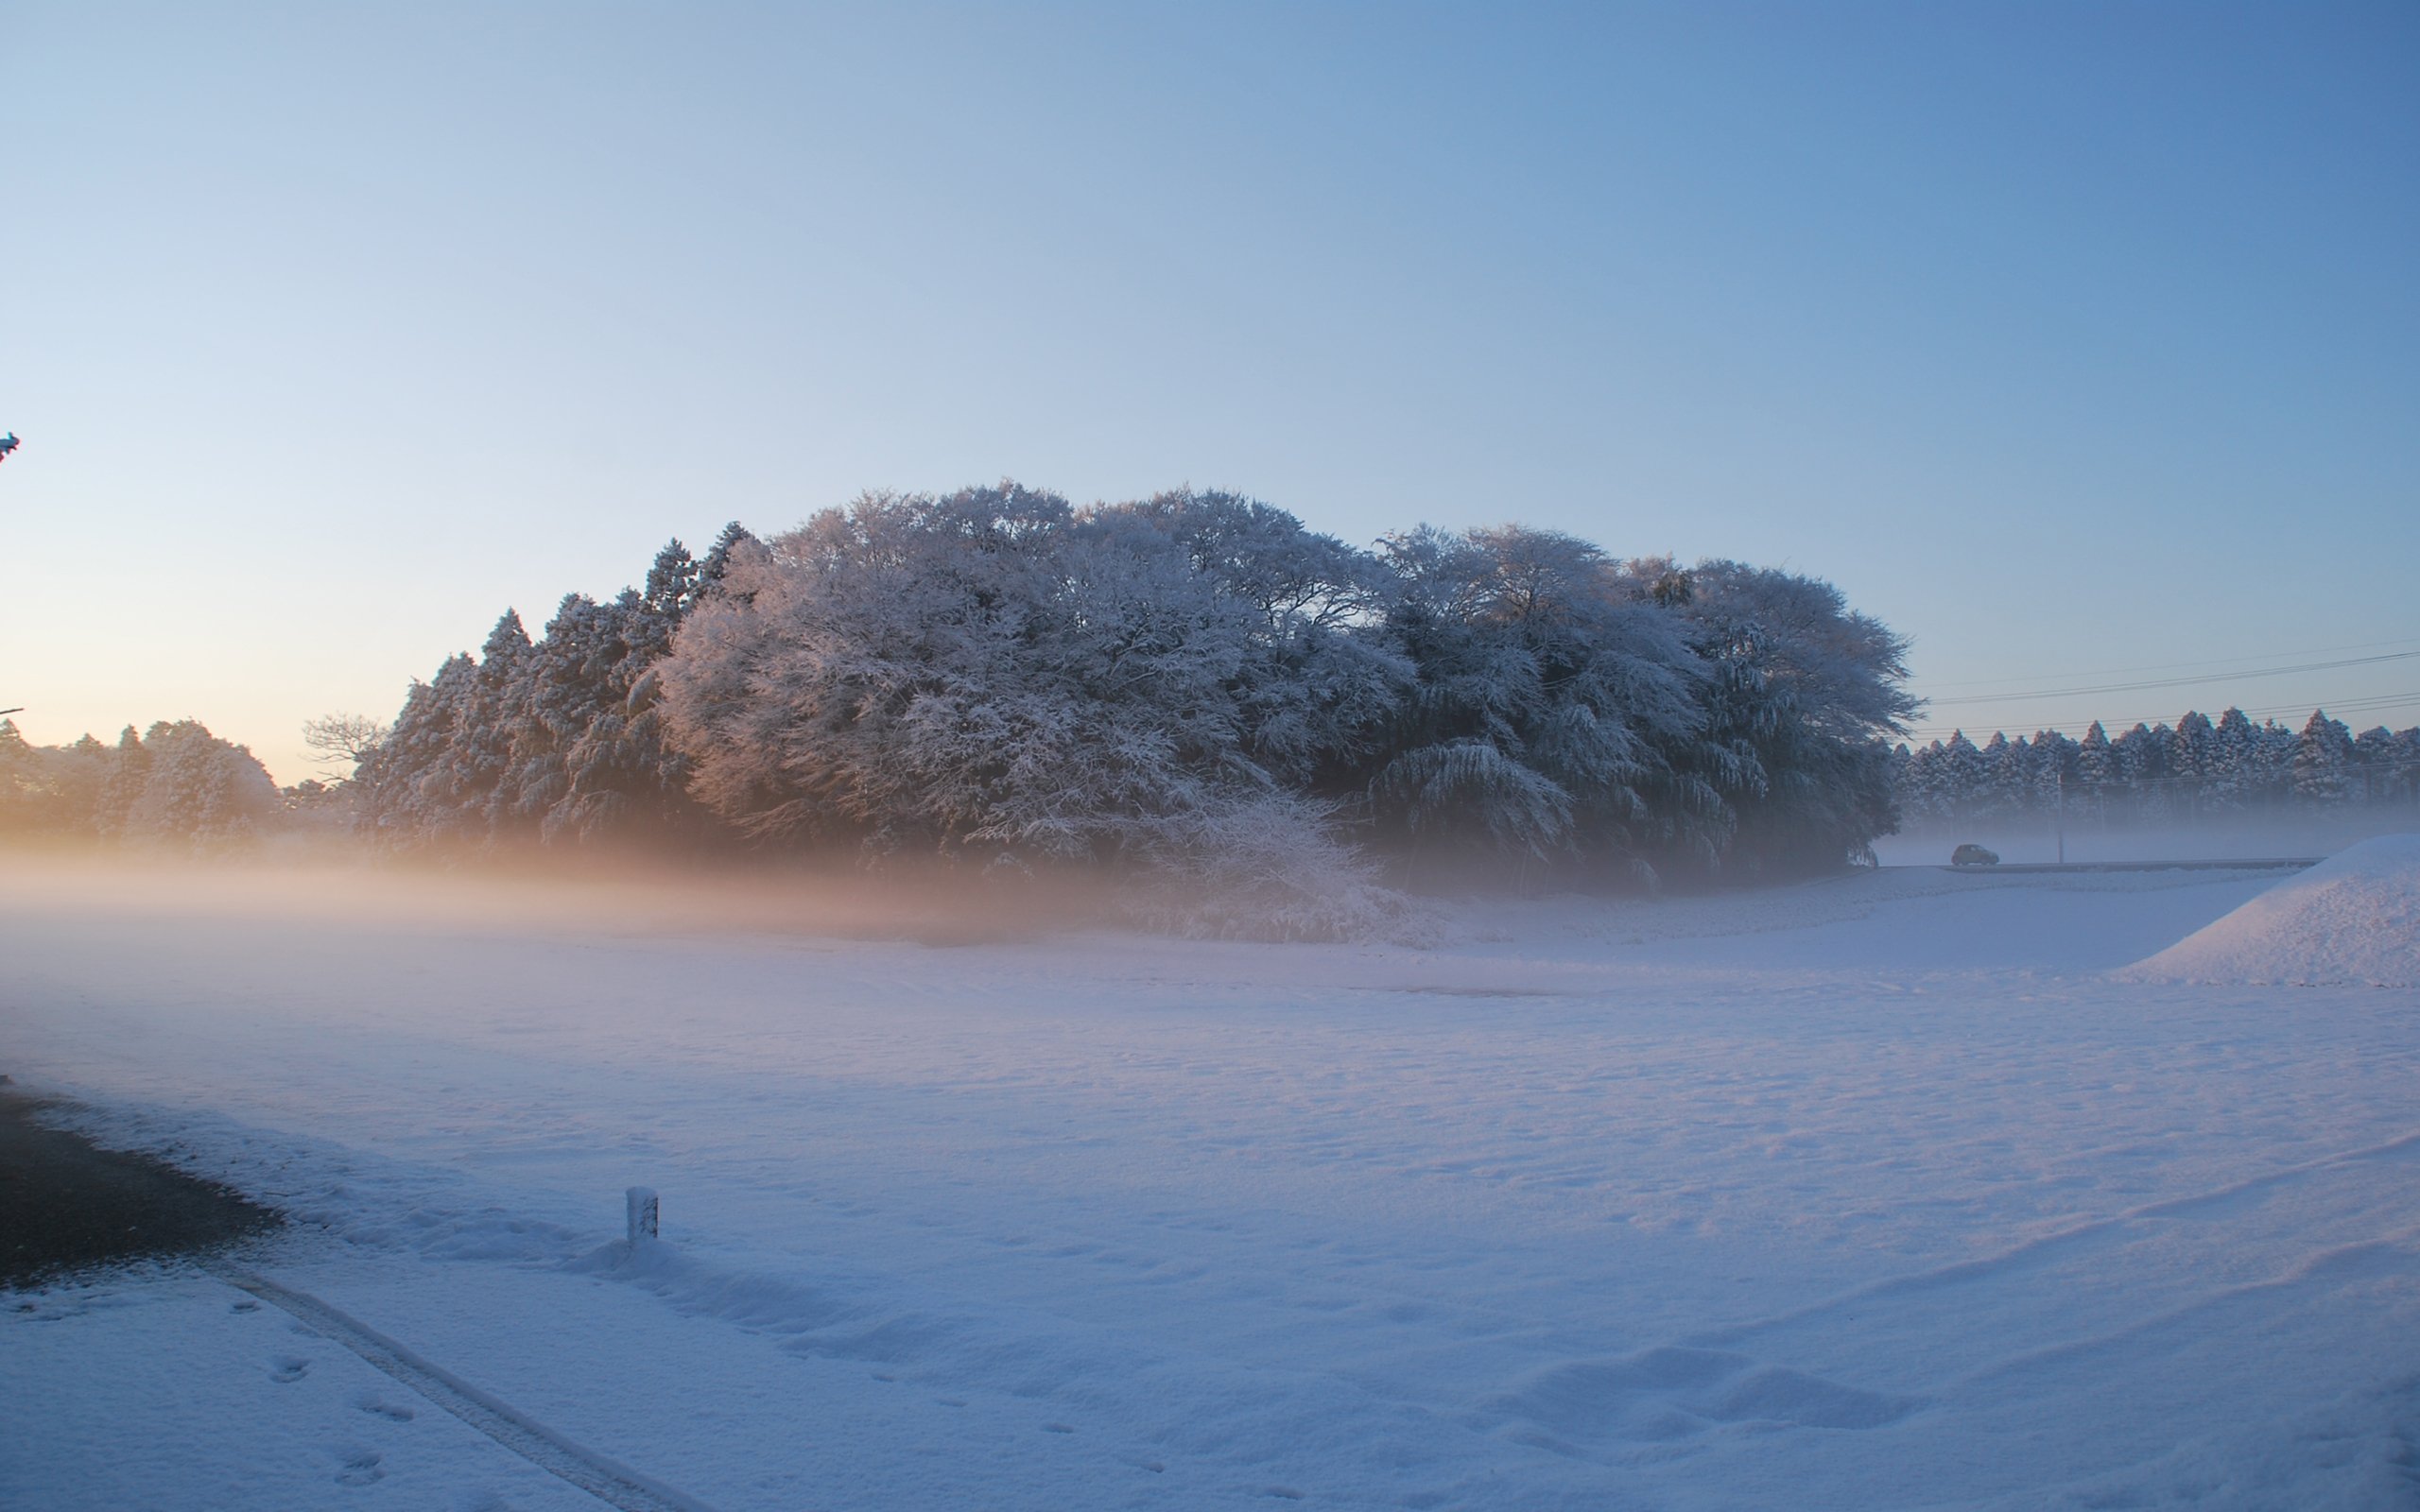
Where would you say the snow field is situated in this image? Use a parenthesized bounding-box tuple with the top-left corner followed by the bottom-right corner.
(3, 862, 2417, 1509)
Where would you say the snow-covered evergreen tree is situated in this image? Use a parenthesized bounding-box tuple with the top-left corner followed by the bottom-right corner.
(2170, 710, 2214, 815)
(359, 653, 479, 843)
(95, 726, 154, 839)
(2209, 707, 2262, 811)
(117, 720, 284, 847)
(2072, 721, 2115, 818)
(0, 719, 46, 833)
(2290, 710, 2357, 804)
(2351, 725, 2418, 806)
(1978, 732, 2020, 821)
(364, 534, 736, 850)
(2030, 729, 2077, 816)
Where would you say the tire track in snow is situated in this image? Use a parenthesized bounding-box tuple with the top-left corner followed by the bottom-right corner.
(204, 1262, 724, 1512)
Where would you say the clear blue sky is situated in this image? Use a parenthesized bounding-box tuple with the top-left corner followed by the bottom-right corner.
(4, 1, 2414, 781)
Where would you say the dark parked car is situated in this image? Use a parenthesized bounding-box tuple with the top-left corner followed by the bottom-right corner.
(1951, 843, 2001, 868)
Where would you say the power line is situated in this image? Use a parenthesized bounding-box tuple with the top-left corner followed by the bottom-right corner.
(1905, 689, 2420, 744)
(1923, 650, 2420, 708)
(1914, 635, 2420, 692)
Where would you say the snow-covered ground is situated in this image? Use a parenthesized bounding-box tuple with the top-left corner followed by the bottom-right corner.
(4, 860, 2417, 1510)
(2128, 833, 2420, 988)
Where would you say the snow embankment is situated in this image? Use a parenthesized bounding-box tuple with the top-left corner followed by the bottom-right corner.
(2122, 833, 2420, 987)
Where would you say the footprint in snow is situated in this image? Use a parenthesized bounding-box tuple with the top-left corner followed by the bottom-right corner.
(229, 1298, 260, 1314)
(352, 1391, 415, 1421)
(1482, 1345, 1914, 1450)
(335, 1449, 385, 1486)
(268, 1355, 312, 1383)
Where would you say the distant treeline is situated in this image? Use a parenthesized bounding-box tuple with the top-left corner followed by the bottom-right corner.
(1893, 710, 2420, 829)
(0, 718, 283, 846)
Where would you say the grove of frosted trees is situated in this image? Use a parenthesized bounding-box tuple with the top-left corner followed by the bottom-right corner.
(0, 718, 283, 845)
(337, 484, 1917, 917)
(1893, 709, 2420, 830)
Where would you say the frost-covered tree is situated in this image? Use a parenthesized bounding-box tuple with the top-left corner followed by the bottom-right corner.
(2351, 725, 2419, 807)
(117, 720, 283, 847)
(2208, 707, 2264, 810)
(95, 726, 154, 839)
(2031, 730, 2077, 816)
(1109, 490, 1409, 791)
(1937, 731, 1986, 816)
(510, 575, 707, 844)
(1359, 527, 1714, 876)
(2072, 721, 2115, 817)
(364, 535, 735, 849)
(359, 653, 480, 844)
(1978, 732, 2018, 821)
(4, 719, 278, 846)
(2290, 710, 2357, 804)
(2169, 710, 2214, 816)
(0, 719, 53, 833)
(1645, 558, 1914, 874)
(659, 484, 1358, 870)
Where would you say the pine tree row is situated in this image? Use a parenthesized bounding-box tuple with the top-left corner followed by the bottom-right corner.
(1893, 709, 2420, 828)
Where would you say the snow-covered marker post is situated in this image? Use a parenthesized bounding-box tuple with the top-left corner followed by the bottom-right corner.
(626, 1187, 659, 1247)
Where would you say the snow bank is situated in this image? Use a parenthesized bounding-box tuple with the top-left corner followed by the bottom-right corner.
(2122, 833, 2420, 987)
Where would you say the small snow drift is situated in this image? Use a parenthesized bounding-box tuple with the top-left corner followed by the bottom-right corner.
(2123, 833, 2420, 987)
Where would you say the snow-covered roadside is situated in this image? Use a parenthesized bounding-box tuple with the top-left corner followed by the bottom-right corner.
(4, 866, 2416, 1509)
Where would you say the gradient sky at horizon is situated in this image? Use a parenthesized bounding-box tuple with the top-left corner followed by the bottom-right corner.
(4, 1, 2414, 783)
